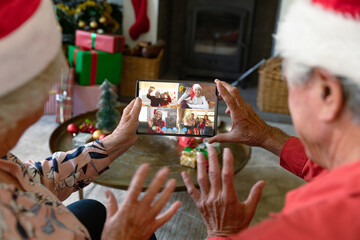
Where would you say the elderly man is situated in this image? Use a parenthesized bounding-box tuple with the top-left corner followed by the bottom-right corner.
(147, 88, 162, 107)
(181, 0, 360, 239)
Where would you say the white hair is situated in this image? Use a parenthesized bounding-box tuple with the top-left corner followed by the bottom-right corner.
(0, 51, 66, 135)
(283, 59, 360, 122)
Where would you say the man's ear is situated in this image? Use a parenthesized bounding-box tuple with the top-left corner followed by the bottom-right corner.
(313, 67, 344, 122)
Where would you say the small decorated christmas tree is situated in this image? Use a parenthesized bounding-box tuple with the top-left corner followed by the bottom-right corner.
(96, 80, 120, 133)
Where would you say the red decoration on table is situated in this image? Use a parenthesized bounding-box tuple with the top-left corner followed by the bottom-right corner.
(178, 137, 203, 148)
(129, 0, 150, 40)
(67, 123, 79, 134)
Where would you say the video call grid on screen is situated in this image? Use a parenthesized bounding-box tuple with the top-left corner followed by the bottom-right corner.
(136, 80, 218, 137)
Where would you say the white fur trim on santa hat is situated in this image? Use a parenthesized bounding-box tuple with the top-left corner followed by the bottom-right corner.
(275, 0, 360, 82)
(0, 0, 61, 97)
(193, 84, 202, 90)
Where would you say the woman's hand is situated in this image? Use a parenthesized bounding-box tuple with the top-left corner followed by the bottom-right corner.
(185, 87, 192, 95)
(209, 80, 289, 156)
(101, 164, 182, 240)
(101, 98, 142, 162)
(182, 146, 265, 238)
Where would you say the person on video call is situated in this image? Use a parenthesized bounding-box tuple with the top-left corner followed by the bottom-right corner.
(178, 84, 209, 110)
(147, 88, 162, 107)
(0, 1, 181, 239)
(181, 0, 360, 238)
(160, 91, 172, 106)
(148, 109, 165, 133)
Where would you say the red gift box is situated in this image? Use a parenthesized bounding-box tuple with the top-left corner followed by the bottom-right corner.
(75, 30, 125, 53)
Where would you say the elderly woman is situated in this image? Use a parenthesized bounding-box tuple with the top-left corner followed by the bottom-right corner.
(181, 0, 360, 239)
(0, 0, 181, 239)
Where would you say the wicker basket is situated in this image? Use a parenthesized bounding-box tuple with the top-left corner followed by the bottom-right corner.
(257, 57, 290, 114)
(120, 50, 164, 97)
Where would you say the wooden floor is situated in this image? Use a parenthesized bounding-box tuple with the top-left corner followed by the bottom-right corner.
(12, 116, 304, 240)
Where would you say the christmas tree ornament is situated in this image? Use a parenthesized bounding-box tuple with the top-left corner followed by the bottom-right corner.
(92, 129, 103, 140)
(67, 123, 79, 135)
(97, 28, 105, 34)
(99, 16, 107, 24)
(99, 134, 108, 140)
(129, 0, 150, 40)
(96, 80, 120, 133)
(78, 20, 86, 28)
(90, 20, 98, 29)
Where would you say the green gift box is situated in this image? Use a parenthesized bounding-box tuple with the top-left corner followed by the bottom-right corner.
(68, 45, 122, 85)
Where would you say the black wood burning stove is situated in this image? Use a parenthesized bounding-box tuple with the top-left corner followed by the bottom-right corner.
(184, 0, 256, 79)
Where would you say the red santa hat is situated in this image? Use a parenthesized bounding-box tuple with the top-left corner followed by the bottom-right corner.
(276, 0, 360, 82)
(0, 0, 62, 97)
(190, 84, 202, 100)
(154, 109, 162, 115)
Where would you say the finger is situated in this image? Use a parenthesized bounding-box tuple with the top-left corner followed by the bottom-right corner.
(105, 190, 118, 217)
(155, 201, 182, 228)
(197, 152, 210, 196)
(208, 132, 235, 144)
(141, 168, 170, 205)
(122, 99, 136, 116)
(225, 107, 230, 114)
(221, 148, 236, 200)
(181, 171, 201, 202)
(130, 97, 142, 119)
(217, 80, 247, 105)
(207, 145, 221, 195)
(126, 164, 150, 202)
(215, 80, 239, 114)
(244, 180, 266, 215)
(151, 178, 177, 216)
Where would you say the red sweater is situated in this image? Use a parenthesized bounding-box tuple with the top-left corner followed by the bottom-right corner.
(209, 137, 360, 239)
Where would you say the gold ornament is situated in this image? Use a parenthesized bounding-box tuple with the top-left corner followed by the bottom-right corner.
(92, 130, 103, 140)
(78, 20, 86, 28)
(99, 16, 106, 24)
(90, 21, 98, 29)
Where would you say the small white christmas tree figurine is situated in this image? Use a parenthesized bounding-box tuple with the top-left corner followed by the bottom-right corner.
(96, 79, 120, 133)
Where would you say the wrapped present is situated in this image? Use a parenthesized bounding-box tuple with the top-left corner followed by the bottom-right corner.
(180, 150, 197, 168)
(68, 45, 122, 85)
(72, 83, 118, 116)
(75, 30, 125, 54)
(56, 68, 74, 123)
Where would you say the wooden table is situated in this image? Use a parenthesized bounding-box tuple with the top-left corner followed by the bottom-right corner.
(49, 106, 251, 195)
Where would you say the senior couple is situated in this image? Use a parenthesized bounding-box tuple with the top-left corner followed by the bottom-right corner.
(1, 0, 360, 239)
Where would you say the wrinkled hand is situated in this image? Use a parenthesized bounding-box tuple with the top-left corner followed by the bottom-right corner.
(101, 164, 182, 240)
(102, 98, 141, 161)
(182, 146, 265, 238)
(209, 80, 271, 147)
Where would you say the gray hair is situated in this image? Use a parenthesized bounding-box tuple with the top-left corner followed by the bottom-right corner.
(0, 51, 66, 135)
(284, 59, 360, 122)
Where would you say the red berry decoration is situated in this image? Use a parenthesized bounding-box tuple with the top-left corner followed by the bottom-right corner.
(67, 123, 79, 134)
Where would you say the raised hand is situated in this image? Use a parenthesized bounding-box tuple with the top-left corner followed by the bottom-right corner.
(182, 146, 265, 238)
(101, 164, 182, 240)
(102, 98, 142, 161)
(209, 80, 289, 156)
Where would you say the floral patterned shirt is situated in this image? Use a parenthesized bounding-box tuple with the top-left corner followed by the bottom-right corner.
(0, 140, 111, 239)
